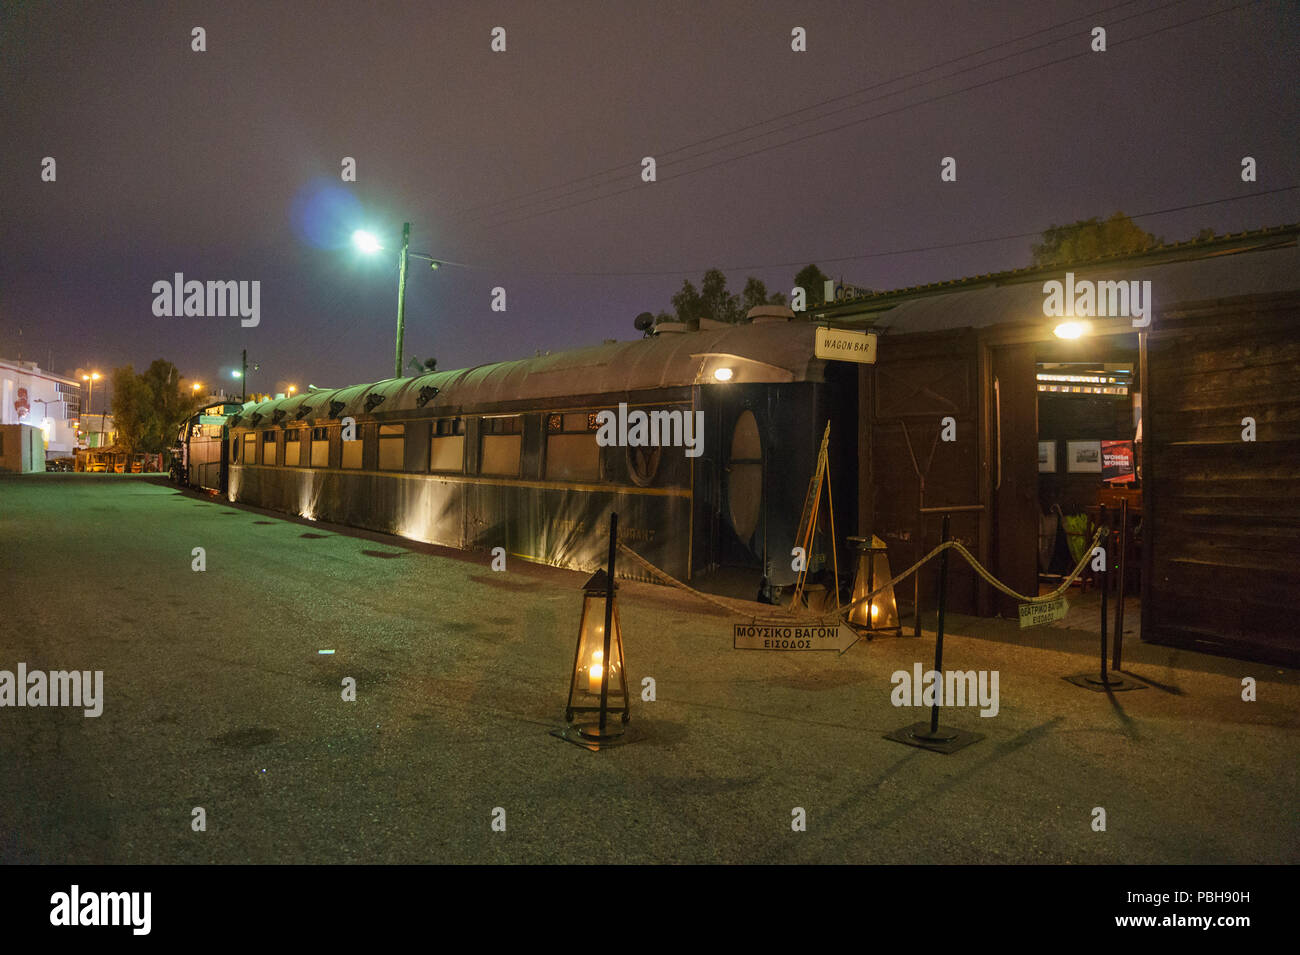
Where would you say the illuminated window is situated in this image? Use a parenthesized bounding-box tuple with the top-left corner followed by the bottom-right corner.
(430, 417, 465, 473)
(378, 423, 405, 471)
(310, 427, 329, 468)
(480, 416, 521, 475)
(242, 433, 256, 464)
(261, 431, 277, 466)
(545, 411, 600, 482)
(284, 429, 302, 466)
(341, 429, 362, 469)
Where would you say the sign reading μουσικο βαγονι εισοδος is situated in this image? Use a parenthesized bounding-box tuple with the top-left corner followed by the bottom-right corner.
(814, 328, 877, 364)
(1018, 597, 1069, 628)
(733, 622, 859, 651)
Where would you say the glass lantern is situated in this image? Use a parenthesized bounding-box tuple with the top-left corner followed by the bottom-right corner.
(565, 569, 629, 731)
(847, 534, 901, 635)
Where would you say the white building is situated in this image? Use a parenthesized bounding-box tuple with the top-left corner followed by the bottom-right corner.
(0, 358, 82, 461)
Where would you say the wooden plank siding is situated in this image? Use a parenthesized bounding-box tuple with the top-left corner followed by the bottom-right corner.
(1144, 292, 1300, 665)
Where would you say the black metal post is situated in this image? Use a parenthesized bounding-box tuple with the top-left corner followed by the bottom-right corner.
(599, 513, 618, 733)
(240, 349, 247, 404)
(1112, 498, 1129, 670)
(1099, 505, 1109, 685)
(928, 513, 951, 735)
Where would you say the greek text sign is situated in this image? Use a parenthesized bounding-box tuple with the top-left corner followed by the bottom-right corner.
(1018, 597, 1069, 629)
(814, 328, 877, 364)
(733, 621, 859, 651)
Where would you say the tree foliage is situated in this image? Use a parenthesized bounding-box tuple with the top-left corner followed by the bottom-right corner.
(110, 359, 194, 453)
(793, 264, 830, 306)
(1032, 212, 1162, 266)
(663, 268, 796, 324)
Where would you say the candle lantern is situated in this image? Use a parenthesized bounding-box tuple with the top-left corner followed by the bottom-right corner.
(846, 535, 901, 636)
(564, 568, 630, 734)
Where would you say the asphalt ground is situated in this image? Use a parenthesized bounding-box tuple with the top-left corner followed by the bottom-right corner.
(1, 474, 1296, 864)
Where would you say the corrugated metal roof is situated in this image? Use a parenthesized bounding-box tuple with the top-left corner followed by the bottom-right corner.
(831, 239, 1300, 336)
(236, 320, 824, 426)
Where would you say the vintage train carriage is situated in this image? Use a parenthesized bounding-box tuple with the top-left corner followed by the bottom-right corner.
(225, 318, 856, 595)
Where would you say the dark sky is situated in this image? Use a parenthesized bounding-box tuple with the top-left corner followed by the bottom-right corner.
(2, 0, 1296, 397)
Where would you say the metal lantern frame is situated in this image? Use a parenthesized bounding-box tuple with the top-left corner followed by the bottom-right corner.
(564, 575, 630, 729)
(846, 534, 902, 637)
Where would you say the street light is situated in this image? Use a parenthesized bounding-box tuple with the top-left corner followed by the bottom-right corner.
(353, 223, 453, 379)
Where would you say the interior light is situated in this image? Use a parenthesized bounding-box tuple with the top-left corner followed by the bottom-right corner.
(714, 367, 734, 382)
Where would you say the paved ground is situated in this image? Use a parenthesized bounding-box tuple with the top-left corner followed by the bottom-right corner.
(1, 474, 1296, 864)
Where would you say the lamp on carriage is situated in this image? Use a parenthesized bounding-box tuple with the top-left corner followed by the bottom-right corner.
(846, 535, 901, 636)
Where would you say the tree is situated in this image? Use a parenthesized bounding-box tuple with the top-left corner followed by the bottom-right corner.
(664, 269, 789, 324)
(794, 264, 830, 306)
(1032, 212, 1161, 266)
(111, 359, 193, 453)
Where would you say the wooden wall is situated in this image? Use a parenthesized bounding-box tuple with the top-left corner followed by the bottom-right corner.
(1144, 292, 1300, 666)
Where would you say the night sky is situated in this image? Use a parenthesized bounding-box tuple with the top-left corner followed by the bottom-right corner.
(2, 0, 1296, 397)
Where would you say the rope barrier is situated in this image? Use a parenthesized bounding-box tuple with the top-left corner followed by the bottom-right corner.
(618, 525, 1106, 625)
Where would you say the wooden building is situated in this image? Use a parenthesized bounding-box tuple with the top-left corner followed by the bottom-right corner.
(819, 225, 1300, 666)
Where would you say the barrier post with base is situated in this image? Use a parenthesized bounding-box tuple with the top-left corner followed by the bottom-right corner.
(885, 513, 985, 754)
(1066, 507, 1144, 692)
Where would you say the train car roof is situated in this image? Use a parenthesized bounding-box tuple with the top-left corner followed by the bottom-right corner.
(232, 319, 827, 427)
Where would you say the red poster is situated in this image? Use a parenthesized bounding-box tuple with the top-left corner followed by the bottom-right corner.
(1101, 440, 1135, 483)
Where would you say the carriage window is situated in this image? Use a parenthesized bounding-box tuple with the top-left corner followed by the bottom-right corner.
(378, 423, 405, 471)
(545, 411, 600, 482)
(231, 435, 240, 463)
(243, 433, 257, 464)
(480, 415, 521, 476)
(284, 429, 302, 466)
(261, 431, 277, 466)
(310, 427, 329, 468)
(341, 428, 362, 469)
(430, 418, 464, 472)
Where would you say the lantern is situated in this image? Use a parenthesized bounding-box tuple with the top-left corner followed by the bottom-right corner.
(846, 535, 901, 635)
(564, 569, 629, 736)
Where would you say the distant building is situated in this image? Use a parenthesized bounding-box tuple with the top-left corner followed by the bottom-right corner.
(0, 358, 82, 461)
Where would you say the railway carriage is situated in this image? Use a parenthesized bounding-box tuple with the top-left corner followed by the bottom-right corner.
(224, 313, 856, 597)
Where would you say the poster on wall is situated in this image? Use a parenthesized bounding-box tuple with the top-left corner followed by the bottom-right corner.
(1037, 441, 1055, 473)
(1066, 440, 1102, 473)
(1101, 439, 1136, 483)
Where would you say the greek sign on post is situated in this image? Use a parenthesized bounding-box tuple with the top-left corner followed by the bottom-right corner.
(814, 327, 877, 364)
(733, 621, 859, 652)
(1018, 597, 1069, 629)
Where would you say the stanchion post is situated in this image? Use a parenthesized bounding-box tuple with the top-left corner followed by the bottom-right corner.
(1098, 505, 1109, 686)
(929, 513, 951, 735)
(1112, 498, 1128, 671)
(599, 513, 618, 734)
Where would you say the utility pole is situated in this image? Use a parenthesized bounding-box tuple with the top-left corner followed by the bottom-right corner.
(241, 349, 247, 403)
(394, 222, 411, 379)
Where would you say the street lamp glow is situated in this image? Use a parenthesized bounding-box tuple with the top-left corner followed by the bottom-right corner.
(231, 370, 242, 379)
(353, 230, 384, 254)
(287, 385, 297, 395)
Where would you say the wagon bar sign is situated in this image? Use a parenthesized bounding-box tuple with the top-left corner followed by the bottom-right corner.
(733, 621, 860, 651)
(814, 327, 877, 364)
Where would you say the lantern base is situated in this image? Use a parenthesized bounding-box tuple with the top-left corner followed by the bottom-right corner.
(1064, 672, 1147, 692)
(884, 721, 984, 754)
(551, 722, 642, 751)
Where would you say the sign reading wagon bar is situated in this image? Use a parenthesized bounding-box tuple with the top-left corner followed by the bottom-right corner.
(814, 327, 877, 364)
(733, 621, 859, 651)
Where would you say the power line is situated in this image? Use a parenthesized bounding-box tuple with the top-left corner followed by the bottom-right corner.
(474, 0, 1268, 233)
(423, 186, 1299, 278)
(450, 0, 1161, 222)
